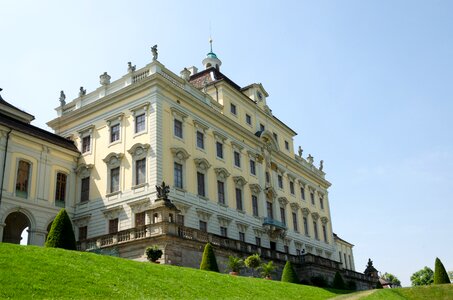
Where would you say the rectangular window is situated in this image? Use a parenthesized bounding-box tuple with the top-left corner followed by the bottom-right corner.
(109, 218, 118, 234)
(217, 180, 225, 204)
(234, 151, 241, 167)
(174, 119, 183, 138)
(313, 221, 319, 240)
(199, 220, 207, 232)
(135, 212, 146, 227)
(177, 214, 185, 225)
(78, 226, 87, 241)
(250, 160, 256, 175)
(301, 187, 305, 200)
(344, 254, 348, 269)
(310, 192, 315, 205)
(135, 113, 145, 133)
(197, 172, 205, 197)
(216, 142, 223, 158)
(252, 195, 258, 216)
(196, 131, 204, 149)
(110, 124, 120, 143)
(320, 197, 324, 209)
(239, 232, 245, 242)
(285, 140, 289, 150)
(265, 172, 270, 184)
(303, 217, 309, 235)
(296, 249, 301, 256)
(81, 177, 90, 202)
(246, 114, 251, 125)
(267, 202, 273, 219)
(110, 167, 120, 193)
(273, 132, 278, 144)
(235, 188, 243, 211)
(260, 123, 265, 131)
(290, 181, 295, 194)
(339, 251, 342, 263)
(55, 172, 67, 203)
(280, 207, 286, 225)
(220, 226, 228, 237)
(284, 245, 289, 254)
(230, 103, 237, 115)
(292, 212, 298, 232)
(135, 158, 146, 185)
(278, 175, 283, 189)
(255, 236, 261, 246)
(174, 163, 183, 189)
(82, 136, 91, 153)
(348, 255, 352, 270)
(323, 224, 328, 243)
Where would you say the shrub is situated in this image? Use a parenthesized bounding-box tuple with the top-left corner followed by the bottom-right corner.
(45, 209, 76, 250)
(199, 243, 219, 272)
(145, 245, 163, 262)
(226, 256, 244, 273)
(281, 261, 298, 283)
(346, 280, 357, 290)
(244, 254, 261, 277)
(311, 275, 328, 287)
(375, 280, 383, 289)
(260, 261, 276, 279)
(332, 271, 345, 289)
(434, 257, 451, 284)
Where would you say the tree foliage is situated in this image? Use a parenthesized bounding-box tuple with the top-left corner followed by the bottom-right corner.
(381, 272, 401, 287)
(281, 261, 298, 283)
(199, 243, 219, 272)
(226, 256, 243, 273)
(145, 245, 163, 262)
(45, 209, 76, 250)
(410, 267, 434, 286)
(434, 257, 451, 284)
(260, 261, 276, 279)
(332, 271, 345, 289)
(244, 254, 261, 270)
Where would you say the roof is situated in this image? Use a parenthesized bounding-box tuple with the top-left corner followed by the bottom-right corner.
(0, 90, 35, 122)
(333, 233, 355, 247)
(0, 111, 79, 153)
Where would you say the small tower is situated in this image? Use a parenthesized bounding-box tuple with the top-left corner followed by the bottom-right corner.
(202, 38, 222, 71)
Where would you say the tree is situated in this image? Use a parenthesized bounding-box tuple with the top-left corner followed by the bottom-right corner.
(332, 271, 345, 289)
(434, 257, 451, 284)
(226, 256, 243, 274)
(244, 254, 261, 277)
(410, 267, 434, 286)
(381, 272, 402, 288)
(281, 261, 298, 283)
(145, 245, 163, 262)
(260, 261, 276, 279)
(45, 209, 76, 250)
(199, 243, 219, 272)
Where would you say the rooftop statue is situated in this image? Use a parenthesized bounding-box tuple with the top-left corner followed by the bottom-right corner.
(298, 146, 303, 158)
(151, 45, 158, 61)
(156, 181, 169, 200)
(307, 154, 314, 165)
(59, 90, 66, 106)
(127, 62, 136, 73)
(319, 160, 324, 171)
(79, 87, 86, 97)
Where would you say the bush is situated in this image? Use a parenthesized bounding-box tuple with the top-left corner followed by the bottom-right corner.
(281, 261, 298, 283)
(145, 245, 163, 262)
(346, 280, 357, 290)
(45, 209, 76, 250)
(332, 271, 345, 289)
(226, 256, 244, 273)
(260, 261, 276, 279)
(245, 254, 261, 277)
(434, 257, 451, 284)
(311, 275, 328, 287)
(199, 243, 219, 272)
(375, 280, 383, 289)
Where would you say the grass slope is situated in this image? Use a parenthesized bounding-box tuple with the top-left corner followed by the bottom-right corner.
(362, 284, 453, 300)
(0, 243, 339, 299)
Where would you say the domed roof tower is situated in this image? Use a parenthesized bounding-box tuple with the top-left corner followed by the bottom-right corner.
(202, 38, 222, 71)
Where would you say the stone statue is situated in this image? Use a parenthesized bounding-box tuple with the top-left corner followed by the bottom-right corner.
(156, 181, 170, 200)
(180, 67, 191, 81)
(59, 90, 66, 106)
(79, 86, 86, 97)
(127, 62, 136, 73)
(307, 154, 314, 165)
(151, 45, 158, 61)
(319, 160, 324, 171)
(100, 72, 111, 86)
(298, 146, 303, 158)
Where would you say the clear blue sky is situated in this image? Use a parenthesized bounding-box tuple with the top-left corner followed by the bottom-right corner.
(2, 0, 452, 286)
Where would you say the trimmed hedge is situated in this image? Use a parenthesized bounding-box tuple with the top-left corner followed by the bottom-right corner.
(332, 271, 345, 290)
(434, 257, 451, 284)
(200, 243, 219, 272)
(45, 209, 76, 250)
(281, 261, 298, 283)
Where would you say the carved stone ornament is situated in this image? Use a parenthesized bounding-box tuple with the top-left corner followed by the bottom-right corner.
(103, 152, 124, 167)
(75, 163, 94, 178)
(155, 181, 170, 200)
(171, 147, 190, 163)
(290, 202, 300, 211)
(311, 212, 320, 221)
(127, 62, 136, 73)
(100, 72, 111, 86)
(278, 197, 288, 207)
(233, 176, 247, 188)
(79, 86, 86, 97)
(194, 158, 211, 172)
(249, 184, 262, 195)
(301, 207, 311, 217)
(127, 198, 151, 213)
(253, 227, 264, 237)
(236, 221, 248, 233)
(214, 167, 230, 181)
(217, 215, 232, 227)
(264, 186, 277, 201)
(180, 68, 191, 81)
(321, 216, 329, 224)
(72, 214, 91, 227)
(102, 205, 123, 220)
(128, 143, 150, 158)
(196, 208, 211, 221)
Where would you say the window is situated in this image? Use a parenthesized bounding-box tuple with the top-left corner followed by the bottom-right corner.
(177, 214, 185, 225)
(300, 187, 305, 200)
(296, 249, 301, 256)
(197, 172, 205, 197)
(250, 160, 256, 175)
(234, 151, 241, 167)
(303, 217, 309, 235)
(109, 218, 119, 234)
(267, 202, 273, 218)
(339, 252, 342, 263)
(322, 224, 328, 243)
(174, 163, 183, 189)
(220, 226, 228, 237)
(135, 113, 146, 133)
(310, 192, 315, 205)
(78, 226, 87, 241)
(260, 123, 265, 131)
(246, 114, 251, 125)
(289, 181, 295, 194)
(217, 181, 225, 204)
(285, 140, 289, 150)
(273, 132, 278, 144)
(110, 167, 120, 193)
(280, 207, 286, 225)
(278, 175, 283, 189)
(55, 172, 67, 206)
(135, 158, 146, 185)
(196, 131, 204, 149)
(265, 172, 270, 184)
(252, 195, 258, 216)
(292, 212, 298, 232)
(199, 220, 207, 232)
(135, 212, 146, 227)
(344, 254, 348, 269)
(320, 197, 324, 209)
(230, 103, 237, 115)
(313, 221, 319, 240)
(15, 160, 30, 198)
(81, 177, 90, 202)
(82, 135, 91, 153)
(235, 188, 243, 211)
(110, 124, 120, 143)
(284, 245, 289, 253)
(348, 255, 352, 270)
(255, 237, 261, 246)
(239, 232, 245, 242)
(174, 119, 183, 138)
(216, 142, 223, 159)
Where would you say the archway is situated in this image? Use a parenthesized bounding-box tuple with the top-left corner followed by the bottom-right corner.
(2, 212, 30, 244)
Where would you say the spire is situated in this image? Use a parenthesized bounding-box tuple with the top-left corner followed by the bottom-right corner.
(202, 37, 222, 70)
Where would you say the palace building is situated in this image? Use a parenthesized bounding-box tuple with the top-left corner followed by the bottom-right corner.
(1, 44, 374, 288)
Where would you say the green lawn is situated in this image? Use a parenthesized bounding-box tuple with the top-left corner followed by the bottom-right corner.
(0, 243, 341, 299)
(362, 284, 453, 300)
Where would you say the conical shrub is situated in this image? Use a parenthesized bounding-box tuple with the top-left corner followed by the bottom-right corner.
(200, 243, 219, 272)
(333, 271, 346, 289)
(281, 261, 298, 283)
(434, 257, 451, 284)
(45, 209, 76, 250)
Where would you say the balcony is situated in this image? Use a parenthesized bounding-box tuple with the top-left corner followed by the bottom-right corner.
(262, 217, 286, 229)
(262, 217, 287, 239)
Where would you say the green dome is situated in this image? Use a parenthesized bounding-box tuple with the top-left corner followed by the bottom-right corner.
(206, 52, 217, 59)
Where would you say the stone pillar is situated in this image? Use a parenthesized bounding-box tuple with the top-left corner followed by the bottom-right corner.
(0, 222, 5, 242)
(28, 228, 47, 246)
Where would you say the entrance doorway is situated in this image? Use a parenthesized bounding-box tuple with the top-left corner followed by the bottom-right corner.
(2, 212, 31, 245)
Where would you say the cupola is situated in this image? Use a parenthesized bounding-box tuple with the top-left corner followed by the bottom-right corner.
(202, 38, 222, 70)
